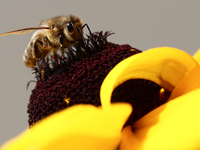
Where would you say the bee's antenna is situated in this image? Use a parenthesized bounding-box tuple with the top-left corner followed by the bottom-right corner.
(79, 24, 94, 47)
(81, 24, 93, 37)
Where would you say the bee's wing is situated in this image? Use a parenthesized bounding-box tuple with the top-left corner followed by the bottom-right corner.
(0, 27, 49, 36)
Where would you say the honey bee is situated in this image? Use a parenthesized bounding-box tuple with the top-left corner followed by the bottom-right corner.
(0, 15, 83, 75)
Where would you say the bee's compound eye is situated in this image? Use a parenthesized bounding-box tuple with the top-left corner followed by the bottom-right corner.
(66, 21, 74, 33)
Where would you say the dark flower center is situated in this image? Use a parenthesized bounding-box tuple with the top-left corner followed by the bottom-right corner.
(27, 31, 170, 127)
(112, 79, 170, 127)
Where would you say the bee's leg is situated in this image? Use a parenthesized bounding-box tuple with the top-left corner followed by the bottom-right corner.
(43, 37, 51, 48)
(33, 41, 43, 60)
(61, 47, 65, 59)
(34, 41, 46, 80)
(51, 51, 59, 64)
(42, 37, 59, 64)
(59, 35, 68, 58)
(36, 58, 46, 81)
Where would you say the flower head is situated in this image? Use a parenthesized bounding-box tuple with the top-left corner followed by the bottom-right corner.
(28, 31, 163, 127)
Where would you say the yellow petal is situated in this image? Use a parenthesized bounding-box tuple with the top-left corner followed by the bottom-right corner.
(1, 103, 132, 150)
(170, 64, 200, 100)
(121, 88, 200, 150)
(193, 48, 200, 64)
(100, 47, 197, 108)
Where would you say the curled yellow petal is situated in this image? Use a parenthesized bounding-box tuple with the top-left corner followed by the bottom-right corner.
(100, 47, 197, 108)
(1, 103, 132, 150)
(121, 88, 200, 150)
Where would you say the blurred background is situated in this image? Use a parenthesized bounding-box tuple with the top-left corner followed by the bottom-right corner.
(0, 0, 200, 145)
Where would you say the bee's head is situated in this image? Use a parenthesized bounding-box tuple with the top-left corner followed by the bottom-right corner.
(62, 15, 83, 47)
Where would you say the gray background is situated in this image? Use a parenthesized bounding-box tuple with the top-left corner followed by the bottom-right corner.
(0, 0, 200, 145)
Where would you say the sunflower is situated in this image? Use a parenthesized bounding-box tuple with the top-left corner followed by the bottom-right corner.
(1, 31, 200, 150)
